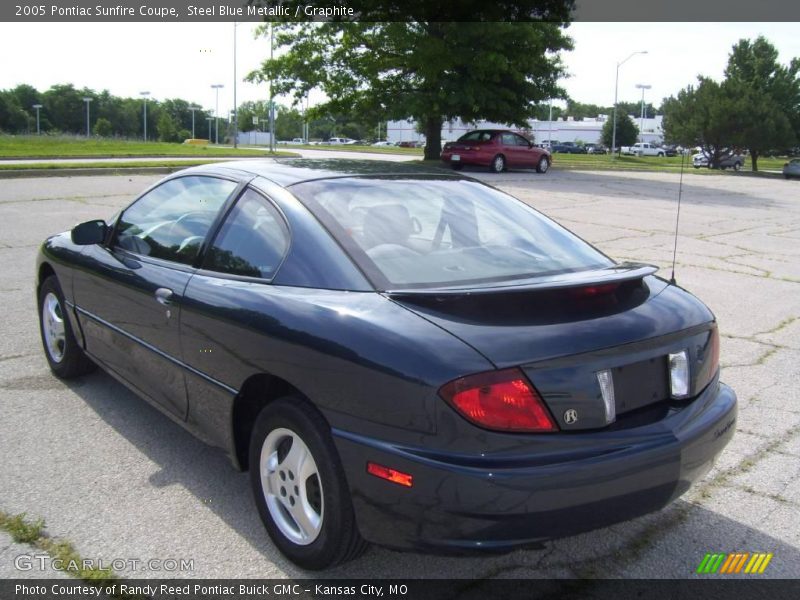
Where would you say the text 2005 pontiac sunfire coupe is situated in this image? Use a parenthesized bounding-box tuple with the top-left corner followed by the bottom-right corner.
(37, 159, 736, 569)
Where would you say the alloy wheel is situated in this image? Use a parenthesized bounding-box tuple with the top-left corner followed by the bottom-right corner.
(260, 427, 324, 545)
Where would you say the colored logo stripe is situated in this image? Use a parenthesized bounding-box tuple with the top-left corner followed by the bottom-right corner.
(697, 552, 773, 574)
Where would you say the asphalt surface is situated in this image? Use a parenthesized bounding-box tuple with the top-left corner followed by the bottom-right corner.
(1, 165, 798, 580)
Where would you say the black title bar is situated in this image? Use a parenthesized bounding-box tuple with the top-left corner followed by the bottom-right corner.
(2, 0, 799, 22)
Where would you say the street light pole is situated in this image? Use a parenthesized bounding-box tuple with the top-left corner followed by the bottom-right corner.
(81, 97, 92, 137)
(635, 83, 652, 143)
(548, 100, 553, 147)
(206, 115, 214, 141)
(269, 22, 275, 153)
(611, 51, 647, 159)
(233, 22, 238, 149)
(189, 105, 200, 139)
(211, 84, 224, 144)
(32, 104, 42, 135)
(140, 91, 150, 142)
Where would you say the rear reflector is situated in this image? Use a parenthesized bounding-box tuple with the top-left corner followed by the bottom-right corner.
(669, 349, 690, 399)
(367, 462, 413, 487)
(439, 368, 558, 432)
(596, 369, 616, 424)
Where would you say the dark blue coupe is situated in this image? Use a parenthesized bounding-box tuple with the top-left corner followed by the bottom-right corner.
(36, 159, 736, 569)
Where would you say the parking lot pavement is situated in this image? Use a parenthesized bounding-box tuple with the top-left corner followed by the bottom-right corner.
(0, 168, 798, 580)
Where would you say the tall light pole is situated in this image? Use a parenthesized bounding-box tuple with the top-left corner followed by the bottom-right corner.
(189, 105, 200, 139)
(635, 83, 652, 143)
(206, 115, 214, 141)
(611, 51, 647, 159)
(547, 100, 553, 147)
(211, 84, 224, 144)
(32, 104, 42, 135)
(269, 22, 275, 153)
(140, 91, 150, 142)
(81, 97, 92, 136)
(233, 22, 239, 149)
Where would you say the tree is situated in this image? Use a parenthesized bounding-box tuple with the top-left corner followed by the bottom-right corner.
(662, 77, 741, 167)
(601, 112, 637, 151)
(249, 6, 574, 159)
(157, 112, 180, 142)
(723, 36, 799, 171)
(93, 117, 113, 137)
(663, 37, 799, 171)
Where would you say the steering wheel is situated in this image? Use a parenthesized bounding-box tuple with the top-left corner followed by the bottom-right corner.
(166, 211, 212, 237)
(178, 235, 205, 254)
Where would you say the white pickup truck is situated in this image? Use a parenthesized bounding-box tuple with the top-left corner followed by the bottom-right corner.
(621, 142, 666, 157)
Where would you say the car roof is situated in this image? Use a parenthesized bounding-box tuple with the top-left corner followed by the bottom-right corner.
(180, 158, 464, 187)
(463, 129, 518, 135)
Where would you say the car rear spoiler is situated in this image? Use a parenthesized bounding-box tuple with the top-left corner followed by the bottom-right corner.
(384, 263, 659, 298)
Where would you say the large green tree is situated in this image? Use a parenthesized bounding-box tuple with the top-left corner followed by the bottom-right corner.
(663, 36, 798, 171)
(601, 113, 637, 151)
(249, 8, 574, 159)
(662, 77, 742, 168)
(723, 36, 799, 170)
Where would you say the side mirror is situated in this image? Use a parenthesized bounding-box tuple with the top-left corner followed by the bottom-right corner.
(71, 220, 108, 245)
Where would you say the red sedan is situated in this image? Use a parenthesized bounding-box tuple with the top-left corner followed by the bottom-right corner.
(441, 129, 552, 173)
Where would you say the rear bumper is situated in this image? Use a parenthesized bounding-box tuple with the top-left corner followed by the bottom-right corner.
(440, 151, 490, 168)
(332, 381, 736, 552)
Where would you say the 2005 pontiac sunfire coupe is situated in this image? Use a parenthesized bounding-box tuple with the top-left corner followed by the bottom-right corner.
(36, 159, 737, 569)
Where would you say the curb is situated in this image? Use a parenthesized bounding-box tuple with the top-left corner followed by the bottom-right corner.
(0, 166, 187, 179)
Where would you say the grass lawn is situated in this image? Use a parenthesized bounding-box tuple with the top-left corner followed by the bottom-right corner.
(0, 159, 231, 171)
(0, 135, 290, 158)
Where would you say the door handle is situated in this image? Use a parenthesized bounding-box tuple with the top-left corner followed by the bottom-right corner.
(155, 287, 174, 306)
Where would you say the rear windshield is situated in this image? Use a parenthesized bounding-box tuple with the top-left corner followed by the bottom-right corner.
(291, 177, 612, 290)
(458, 131, 494, 142)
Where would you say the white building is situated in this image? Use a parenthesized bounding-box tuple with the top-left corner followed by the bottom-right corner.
(386, 115, 664, 145)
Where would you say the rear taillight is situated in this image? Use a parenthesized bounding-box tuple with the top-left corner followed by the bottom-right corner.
(709, 326, 720, 374)
(439, 368, 558, 432)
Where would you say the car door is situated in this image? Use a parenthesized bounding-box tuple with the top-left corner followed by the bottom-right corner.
(513, 133, 538, 167)
(500, 132, 523, 167)
(72, 175, 240, 419)
(178, 187, 292, 446)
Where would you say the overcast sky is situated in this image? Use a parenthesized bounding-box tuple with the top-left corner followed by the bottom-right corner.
(0, 22, 797, 117)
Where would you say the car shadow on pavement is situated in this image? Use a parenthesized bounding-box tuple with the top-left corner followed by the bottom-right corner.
(69, 369, 800, 579)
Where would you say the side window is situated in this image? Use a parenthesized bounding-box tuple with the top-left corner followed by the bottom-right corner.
(115, 176, 237, 265)
(514, 134, 531, 147)
(203, 189, 290, 280)
(501, 133, 516, 146)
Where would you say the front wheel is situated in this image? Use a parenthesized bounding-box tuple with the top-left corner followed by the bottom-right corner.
(536, 156, 550, 174)
(733, 162, 742, 171)
(490, 154, 506, 173)
(38, 276, 95, 379)
(249, 398, 367, 570)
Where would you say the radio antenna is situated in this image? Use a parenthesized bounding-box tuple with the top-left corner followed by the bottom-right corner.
(669, 149, 686, 285)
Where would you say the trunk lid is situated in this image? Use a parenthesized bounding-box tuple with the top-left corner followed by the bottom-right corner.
(388, 265, 718, 430)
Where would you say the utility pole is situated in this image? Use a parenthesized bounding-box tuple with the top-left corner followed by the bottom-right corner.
(32, 104, 42, 135)
(611, 51, 647, 158)
(211, 84, 224, 144)
(140, 91, 150, 141)
(82, 97, 92, 137)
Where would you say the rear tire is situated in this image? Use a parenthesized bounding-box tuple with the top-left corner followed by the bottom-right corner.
(536, 156, 550, 174)
(490, 154, 506, 173)
(733, 162, 741, 171)
(38, 275, 95, 379)
(249, 397, 367, 570)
